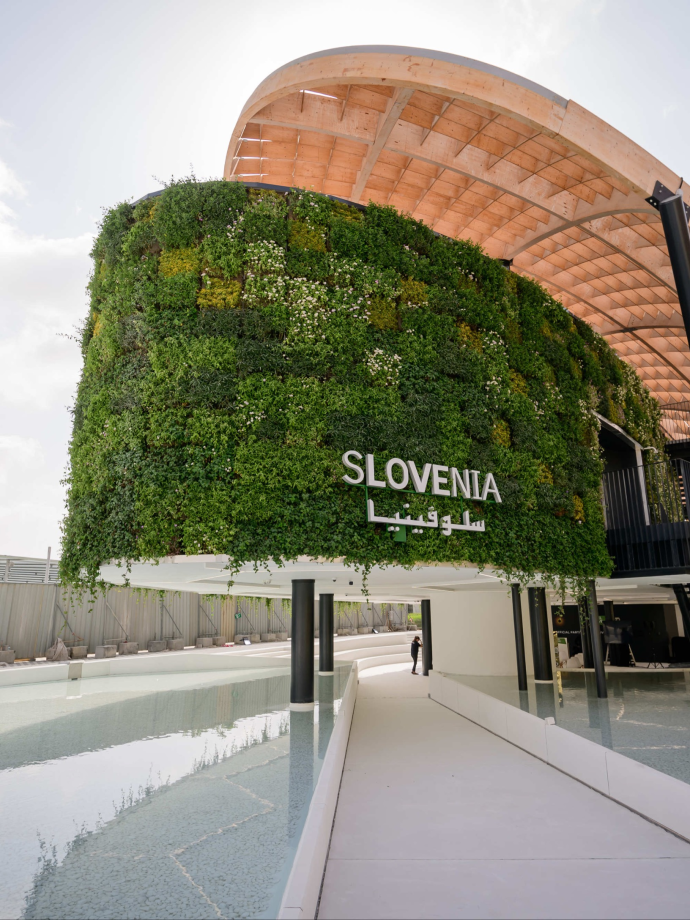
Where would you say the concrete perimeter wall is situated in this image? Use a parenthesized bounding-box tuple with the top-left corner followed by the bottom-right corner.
(0, 584, 414, 660)
(0, 584, 238, 659)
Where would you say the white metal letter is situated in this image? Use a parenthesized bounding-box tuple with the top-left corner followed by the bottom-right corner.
(366, 453, 386, 488)
(450, 468, 471, 499)
(431, 465, 450, 496)
(386, 458, 409, 490)
(407, 461, 432, 493)
(480, 472, 502, 503)
(470, 470, 481, 499)
(342, 450, 364, 485)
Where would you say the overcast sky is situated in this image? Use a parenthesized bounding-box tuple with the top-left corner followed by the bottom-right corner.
(1, 0, 689, 559)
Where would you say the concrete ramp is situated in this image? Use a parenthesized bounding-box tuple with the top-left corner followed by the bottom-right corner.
(318, 670, 690, 920)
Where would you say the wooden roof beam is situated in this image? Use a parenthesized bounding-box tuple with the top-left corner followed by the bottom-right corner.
(352, 88, 414, 202)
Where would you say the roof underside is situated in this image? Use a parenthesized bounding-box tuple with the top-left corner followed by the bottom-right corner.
(226, 46, 690, 406)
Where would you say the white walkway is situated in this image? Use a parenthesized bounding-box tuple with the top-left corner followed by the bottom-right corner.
(319, 669, 690, 920)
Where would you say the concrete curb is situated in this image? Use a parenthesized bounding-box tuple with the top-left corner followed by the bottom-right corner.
(356, 652, 411, 672)
(278, 661, 359, 920)
(430, 671, 690, 843)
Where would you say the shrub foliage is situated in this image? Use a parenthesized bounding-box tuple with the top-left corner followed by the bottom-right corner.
(61, 180, 663, 588)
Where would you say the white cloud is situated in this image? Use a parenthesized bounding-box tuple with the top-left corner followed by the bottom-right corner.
(0, 157, 26, 198)
(0, 171, 92, 410)
(0, 158, 93, 556)
(0, 434, 64, 558)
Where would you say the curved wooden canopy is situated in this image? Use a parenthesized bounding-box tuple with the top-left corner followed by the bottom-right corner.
(226, 46, 690, 405)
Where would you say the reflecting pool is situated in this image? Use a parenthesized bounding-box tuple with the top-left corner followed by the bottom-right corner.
(0, 665, 350, 920)
(447, 670, 690, 785)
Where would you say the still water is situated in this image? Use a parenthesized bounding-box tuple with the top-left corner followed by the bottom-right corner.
(0, 666, 350, 920)
(448, 670, 690, 784)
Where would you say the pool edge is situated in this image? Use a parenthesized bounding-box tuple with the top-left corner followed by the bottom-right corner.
(278, 661, 359, 920)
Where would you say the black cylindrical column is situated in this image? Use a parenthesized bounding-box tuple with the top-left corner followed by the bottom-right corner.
(291, 579, 315, 709)
(421, 599, 433, 676)
(659, 190, 690, 342)
(511, 584, 528, 692)
(319, 593, 334, 675)
(578, 597, 594, 668)
(587, 579, 607, 698)
(528, 587, 553, 682)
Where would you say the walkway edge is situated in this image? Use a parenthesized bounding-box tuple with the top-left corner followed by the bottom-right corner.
(278, 662, 359, 920)
(430, 671, 690, 844)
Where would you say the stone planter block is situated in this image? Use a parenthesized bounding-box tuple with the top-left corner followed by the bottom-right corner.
(235, 635, 248, 643)
(118, 642, 138, 655)
(277, 632, 289, 641)
(69, 646, 88, 659)
(196, 637, 213, 648)
(260, 633, 276, 642)
(249, 634, 261, 643)
(167, 638, 184, 651)
(95, 645, 117, 659)
(213, 636, 227, 646)
(147, 640, 168, 653)
(0, 649, 15, 664)
(357, 627, 371, 634)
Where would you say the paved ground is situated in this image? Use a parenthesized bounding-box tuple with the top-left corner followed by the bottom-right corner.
(318, 669, 690, 919)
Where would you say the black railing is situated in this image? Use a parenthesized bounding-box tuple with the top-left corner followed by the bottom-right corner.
(603, 458, 690, 575)
(661, 401, 690, 443)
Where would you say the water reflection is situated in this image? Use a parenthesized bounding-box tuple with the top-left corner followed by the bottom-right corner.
(448, 670, 690, 783)
(0, 666, 350, 920)
(318, 674, 335, 760)
(288, 709, 315, 841)
(534, 683, 556, 721)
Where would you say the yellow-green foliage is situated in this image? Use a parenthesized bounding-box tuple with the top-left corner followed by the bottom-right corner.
(289, 220, 327, 252)
(400, 278, 428, 305)
(197, 278, 242, 309)
(536, 462, 554, 485)
(509, 370, 528, 395)
(457, 322, 483, 351)
(492, 420, 511, 448)
(573, 495, 585, 522)
(159, 248, 200, 277)
(369, 296, 398, 331)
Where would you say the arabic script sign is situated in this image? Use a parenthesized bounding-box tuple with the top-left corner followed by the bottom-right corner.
(341, 451, 501, 537)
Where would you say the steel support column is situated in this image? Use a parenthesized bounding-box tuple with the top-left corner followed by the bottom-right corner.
(290, 579, 315, 710)
(528, 587, 553, 682)
(587, 579, 607, 699)
(672, 585, 690, 639)
(319, 593, 334, 675)
(421, 599, 433, 676)
(659, 187, 690, 343)
(578, 597, 594, 668)
(511, 584, 528, 692)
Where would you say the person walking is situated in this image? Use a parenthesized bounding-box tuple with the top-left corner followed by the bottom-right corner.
(411, 635, 422, 674)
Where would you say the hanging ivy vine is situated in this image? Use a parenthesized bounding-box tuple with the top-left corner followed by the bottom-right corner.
(60, 178, 663, 591)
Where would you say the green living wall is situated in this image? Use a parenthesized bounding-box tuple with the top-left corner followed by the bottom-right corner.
(60, 179, 663, 589)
